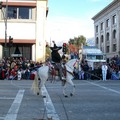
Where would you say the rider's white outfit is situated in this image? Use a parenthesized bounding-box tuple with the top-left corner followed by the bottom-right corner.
(102, 64, 108, 81)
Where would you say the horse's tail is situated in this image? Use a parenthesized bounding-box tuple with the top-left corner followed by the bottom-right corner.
(31, 72, 40, 95)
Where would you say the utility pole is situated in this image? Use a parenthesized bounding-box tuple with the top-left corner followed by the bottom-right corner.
(4, 0, 8, 58)
(0, 0, 8, 69)
(0, 0, 8, 58)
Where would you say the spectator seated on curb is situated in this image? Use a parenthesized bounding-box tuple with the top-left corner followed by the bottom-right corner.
(25, 68, 30, 80)
(17, 69, 22, 80)
(111, 69, 119, 80)
(9, 69, 17, 80)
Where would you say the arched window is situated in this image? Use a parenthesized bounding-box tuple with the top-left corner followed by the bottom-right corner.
(101, 35, 104, 43)
(106, 32, 109, 41)
(113, 30, 116, 39)
(113, 44, 116, 52)
(106, 46, 109, 53)
(113, 15, 116, 24)
(96, 37, 99, 44)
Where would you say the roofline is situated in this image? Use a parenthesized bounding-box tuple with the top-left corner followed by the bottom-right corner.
(92, 0, 118, 20)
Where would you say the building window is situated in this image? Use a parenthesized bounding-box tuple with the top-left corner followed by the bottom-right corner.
(96, 25, 98, 33)
(96, 37, 99, 44)
(113, 44, 116, 52)
(8, 7, 17, 19)
(106, 46, 109, 53)
(101, 35, 104, 43)
(106, 32, 109, 41)
(106, 19, 109, 27)
(6, 6, 32, 19)
(101, 22, 103, 30)
(113, 15, 116, 24)
(113, 29, 116, 39)
(19, 7, 32, 19)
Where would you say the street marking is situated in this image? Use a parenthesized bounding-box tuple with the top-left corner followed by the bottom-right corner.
(86, 81, 120, 95)
(42, 86, 60, 120)
(0, 117, 5, 119)
(0, 97, 14, 100)
(4, 90, 25, 120)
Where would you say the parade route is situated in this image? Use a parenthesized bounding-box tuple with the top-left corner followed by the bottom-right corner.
(0, 80, 120, 120)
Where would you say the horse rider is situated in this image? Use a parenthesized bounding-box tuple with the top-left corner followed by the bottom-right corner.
(50, 41, 66, 80)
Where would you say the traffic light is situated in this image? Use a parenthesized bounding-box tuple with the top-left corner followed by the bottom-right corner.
(9, 36, 13, 47)
(62, 43, 67, 54)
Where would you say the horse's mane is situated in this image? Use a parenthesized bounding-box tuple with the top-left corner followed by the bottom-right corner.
(65, 58, 79, 72)
(66, 58, 78, 66)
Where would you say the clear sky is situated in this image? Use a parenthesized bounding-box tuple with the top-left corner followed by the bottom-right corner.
(46, 0, 113, 45)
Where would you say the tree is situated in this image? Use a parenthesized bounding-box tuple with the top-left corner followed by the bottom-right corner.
(68, 35, 86, 52)
(45, 42, 51, 59)
(69, 38, 75, 45)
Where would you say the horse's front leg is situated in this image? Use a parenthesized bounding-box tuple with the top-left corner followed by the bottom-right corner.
(67, 77, 75, 96)
(41, 87, 46, 98)
(70, 84, 75, 96)
(63, 83, 68, 97)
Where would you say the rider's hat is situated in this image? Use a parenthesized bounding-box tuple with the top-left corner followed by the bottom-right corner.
(50, 41, 62, 51)
(50, 46, 62, 51)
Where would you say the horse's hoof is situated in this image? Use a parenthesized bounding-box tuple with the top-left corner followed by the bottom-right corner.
(70, 93, 73, 96)
(42, 95, 46, 98)
(64, 95, 68, 97)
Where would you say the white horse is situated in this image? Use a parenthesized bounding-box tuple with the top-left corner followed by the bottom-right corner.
(31, 58, 79, 97)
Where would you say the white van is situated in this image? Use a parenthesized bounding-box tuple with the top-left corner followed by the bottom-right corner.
(79, 46, 106, 70)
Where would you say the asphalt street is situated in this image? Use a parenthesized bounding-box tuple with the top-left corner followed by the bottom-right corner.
(0, 79, 120, 120)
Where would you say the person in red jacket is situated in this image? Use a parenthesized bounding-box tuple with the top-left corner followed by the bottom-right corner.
(9, 69, 17, 80)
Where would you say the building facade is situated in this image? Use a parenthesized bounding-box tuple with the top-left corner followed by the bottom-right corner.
(0, 0, 48, 62)
(92, 0, 120, 58)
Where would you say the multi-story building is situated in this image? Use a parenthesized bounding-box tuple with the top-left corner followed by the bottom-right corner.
(0, 0, 48, 62)
(92, 0, 120, 58)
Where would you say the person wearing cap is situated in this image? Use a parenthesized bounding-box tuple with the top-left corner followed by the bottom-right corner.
(50, 41, 65, 80)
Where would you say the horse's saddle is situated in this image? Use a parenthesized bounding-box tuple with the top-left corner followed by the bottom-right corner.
(50, 63, 66, 77)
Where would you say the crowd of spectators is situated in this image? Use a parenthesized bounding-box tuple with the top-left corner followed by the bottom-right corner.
(73, 55, 120, 80)
(0, 55, 120, 81)
(0, 57, 43, 80)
